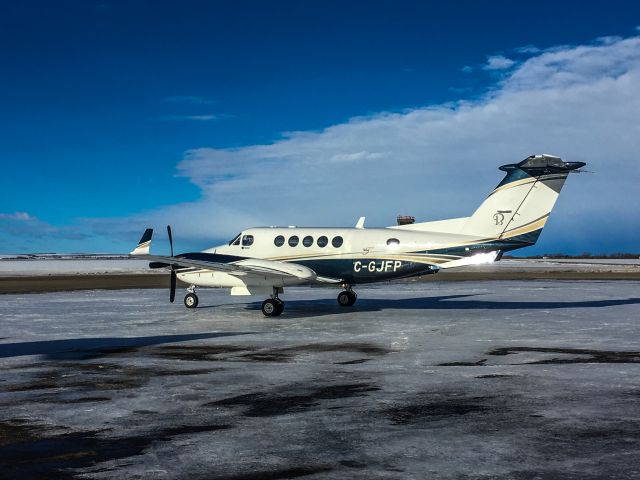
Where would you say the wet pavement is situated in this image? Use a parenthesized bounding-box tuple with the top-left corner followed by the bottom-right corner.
(1, 280, 640, 479)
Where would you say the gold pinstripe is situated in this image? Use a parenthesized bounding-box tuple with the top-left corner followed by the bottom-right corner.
(487, 173, 568, 198)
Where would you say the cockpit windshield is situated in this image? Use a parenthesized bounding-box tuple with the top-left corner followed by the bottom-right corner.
(228, 233, 242, 246)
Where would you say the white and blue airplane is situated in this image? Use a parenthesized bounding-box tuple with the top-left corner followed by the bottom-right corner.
(131, 154, 585, 316)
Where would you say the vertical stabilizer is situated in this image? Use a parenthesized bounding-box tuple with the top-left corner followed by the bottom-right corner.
(461, 155, 585, 243)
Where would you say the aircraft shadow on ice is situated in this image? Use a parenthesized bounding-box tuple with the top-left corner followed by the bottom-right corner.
(240, 294, 640, 317)
(0, 332, 255, 360)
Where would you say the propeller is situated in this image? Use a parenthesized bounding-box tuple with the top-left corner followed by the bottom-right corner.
(168, 225, 176, 303)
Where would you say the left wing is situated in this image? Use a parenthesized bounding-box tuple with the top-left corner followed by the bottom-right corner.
(146, 254, 317, 281)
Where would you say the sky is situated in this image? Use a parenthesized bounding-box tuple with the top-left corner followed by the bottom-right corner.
(1, 0, 639, 255)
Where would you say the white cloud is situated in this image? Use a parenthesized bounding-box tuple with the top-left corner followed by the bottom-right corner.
(0, 212, 33, 221)
(483, 55, 516, 70)
(461, 65, 473, 73)
(159, 114, 222, 122)
(136, 33, 640, 253)
(0, 212, 91, 252)
(163, 95, 216, 105)
(514, 45, 541, 54)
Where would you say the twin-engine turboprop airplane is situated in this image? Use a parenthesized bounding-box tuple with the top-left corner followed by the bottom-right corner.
(131, 154, 585, 316)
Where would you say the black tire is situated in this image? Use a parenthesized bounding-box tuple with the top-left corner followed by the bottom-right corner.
(262, 299, 282, 317)
(275, 299, 285, 315)
(184, 293, 199, 309)
(338, 291, 356, 307)
(347, 291, 357, 306)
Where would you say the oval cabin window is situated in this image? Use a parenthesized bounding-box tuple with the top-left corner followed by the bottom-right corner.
(302, 235, 313, 247)
(331, 236, 343, 248)
(288, 236, 299, 247)
(274, 235, 285, 247)
(317, 236, 328, 248)
(386, 238, 400, 247)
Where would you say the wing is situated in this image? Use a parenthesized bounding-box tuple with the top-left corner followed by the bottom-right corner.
(145, 254, 317, 281)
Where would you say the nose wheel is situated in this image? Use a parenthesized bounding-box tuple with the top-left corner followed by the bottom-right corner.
(184, 292, 199, 308)
(337, 289, 357, 307)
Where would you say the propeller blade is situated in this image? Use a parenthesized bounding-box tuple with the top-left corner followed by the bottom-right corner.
(167, 225, 174, 257)
(170, 269, 176, 303)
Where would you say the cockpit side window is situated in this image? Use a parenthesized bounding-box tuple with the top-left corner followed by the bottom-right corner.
(228, 233, 241, 246)
(242, 235, 254, 247)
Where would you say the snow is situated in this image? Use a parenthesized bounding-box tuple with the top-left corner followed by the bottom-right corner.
(1, 281, 640, 478)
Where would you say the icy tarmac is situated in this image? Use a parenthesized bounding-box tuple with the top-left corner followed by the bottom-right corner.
(1, 281, 640, 479)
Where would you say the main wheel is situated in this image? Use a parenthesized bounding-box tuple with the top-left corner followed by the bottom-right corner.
(184, 292, 199, 309)
(337, 290, 357, 307)
(262, 299, 282, 317)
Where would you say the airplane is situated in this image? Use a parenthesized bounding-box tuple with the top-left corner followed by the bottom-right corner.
(131, 154, 585, 316)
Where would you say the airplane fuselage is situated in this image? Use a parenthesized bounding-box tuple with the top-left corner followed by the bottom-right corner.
(175, 225, 521, 289)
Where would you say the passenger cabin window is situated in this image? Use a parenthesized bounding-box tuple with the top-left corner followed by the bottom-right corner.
(229, 233, 241, 246)
(317, 236, 328, 247)
(332, 236, 343, 248)
(302, 235, 313, 247)
(386, 238, 400, 247)
(274, 235, 285, 247)
(242, 235, 254, 247)
(288, 235, 299, 247)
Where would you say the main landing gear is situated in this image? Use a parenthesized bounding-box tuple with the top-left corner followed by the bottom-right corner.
(184, 285, 199, 309)
(337, 286, 357, 307)
(262, 287, 284, 317)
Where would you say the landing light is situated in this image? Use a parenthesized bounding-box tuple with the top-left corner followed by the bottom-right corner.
(468, 251, 499, 265)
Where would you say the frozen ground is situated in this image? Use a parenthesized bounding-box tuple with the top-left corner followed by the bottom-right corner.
(0, 259, 160, 276)
(1, 281, 640, 479)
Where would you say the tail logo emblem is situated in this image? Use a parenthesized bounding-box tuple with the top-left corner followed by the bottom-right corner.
(493, 210, 512, 225)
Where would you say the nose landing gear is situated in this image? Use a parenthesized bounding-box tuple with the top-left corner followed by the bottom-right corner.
(337, 286, 357, 307)
(184, 285, 199, 309)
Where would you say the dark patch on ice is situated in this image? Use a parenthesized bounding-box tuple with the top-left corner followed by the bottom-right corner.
(239, 352, 292, 362)
(0, 419, 231, 479)
(202, 465, 333, 480)
(488, 346, 640, 364)
(149, 342, 390, 363)
(438, 359, 487, 366)
(2, 362, 214, 398)
(152, 344, 254, 361)
(384, 397, 490, 424)
(4, 367, 146, 392)
(207, 383, 380, 417)
(469, 471, 623, 480)
(51, 396, 111, 404)
(335, 358, 370, 365)
(525, 421, 640, 478)
(283, 342, 391, 355)
(475, 374, 513, 379)
(340, 459, 367, 468)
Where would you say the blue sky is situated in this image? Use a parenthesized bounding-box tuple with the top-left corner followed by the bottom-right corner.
(1, 1, 640, 254)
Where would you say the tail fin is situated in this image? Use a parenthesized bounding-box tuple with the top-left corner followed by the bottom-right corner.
(461, 154, 585, 243)
(130, 228, 153, 255)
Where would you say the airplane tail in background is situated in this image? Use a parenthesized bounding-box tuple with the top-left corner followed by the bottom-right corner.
(461, 154, 585, 243)
(130, 228, 153, 255)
